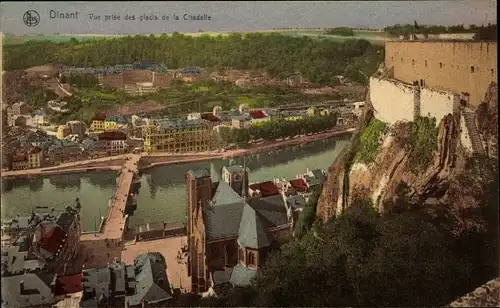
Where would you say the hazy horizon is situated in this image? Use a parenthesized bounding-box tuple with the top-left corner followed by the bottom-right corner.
(0, 1, 496, 36)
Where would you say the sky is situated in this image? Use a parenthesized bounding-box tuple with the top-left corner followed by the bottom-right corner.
(0, 1, 496, 35)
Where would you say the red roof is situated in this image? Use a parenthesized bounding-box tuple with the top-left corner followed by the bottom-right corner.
(290, 178, 308, 192)
(92, 113, 107, 121)
(55, 274, 83, 295)
(38, 225, 66, 254)
(249, 110, 267, 119)
(201, 113, 221, 122)
(248, 181, 280, 197)
(98, 131, 127, 141)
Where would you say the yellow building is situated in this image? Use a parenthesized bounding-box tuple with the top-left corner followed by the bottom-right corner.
(143, 118, 213, 153)
(57, 125, 70, 140)
(307, 107, 330, 117)
(307, 107, 319, 116)
(103, 115, 127, 131)
(90, 114, 107, 132)
(28, 147, 43, 168)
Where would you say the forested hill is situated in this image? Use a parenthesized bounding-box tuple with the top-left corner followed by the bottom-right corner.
(3, 33, 383, 84)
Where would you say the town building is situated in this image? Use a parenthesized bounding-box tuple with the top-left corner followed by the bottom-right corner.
(231, 114, 252, 129)
(1, 201, 82, 283)
(186, 164, 293, 294)
(80, 252, 173, 307)
(67, 120, 87, 137)
(143, 118, 213, 153)
(248, 110, 271, 126)
(10, 101, 31, 116)
(28, 146, 43, 169)
(1, 203, 83, 308)
(57, 125, 71, 140)
(104, 115, 128, 130)
(28, 110, 50, 127)
(90, 114, 107, 132)
(97, 131, 129, 155)
(47, 140, 84, 163)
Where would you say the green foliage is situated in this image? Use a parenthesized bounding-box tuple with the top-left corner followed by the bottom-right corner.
(355, 118, 386, 164)
(231, 201, 474, 307)
(294, 184, 323, 239)
(66, 73, 99, 88)
(219, 114, 338, 146)
(3, 33, 383, 85)
(407, 116, 438, 171)
(325, 27, 355, 36)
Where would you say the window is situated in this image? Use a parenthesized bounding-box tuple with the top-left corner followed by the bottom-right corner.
(412, 59, 415, 65)
(439, 62, 443, 69)
(425, 60, 428, 67)
(400, 58, 404, 64)
(238, 247, 244, 262)
(492, 69, 495, 77)
(248, 252, 256, 266)
(471, 66, 475, 73)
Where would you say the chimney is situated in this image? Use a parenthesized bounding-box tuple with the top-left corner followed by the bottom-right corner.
(20, 280, 25, 294)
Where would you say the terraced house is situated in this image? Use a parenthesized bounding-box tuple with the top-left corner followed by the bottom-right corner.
(186, 164, 293, 294)
(143, 118, 213, 153)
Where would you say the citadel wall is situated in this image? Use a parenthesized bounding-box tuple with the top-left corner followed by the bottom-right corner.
(385, 41, 497, 107)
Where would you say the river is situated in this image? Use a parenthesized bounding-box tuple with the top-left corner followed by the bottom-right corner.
(1, 136, 350, 231)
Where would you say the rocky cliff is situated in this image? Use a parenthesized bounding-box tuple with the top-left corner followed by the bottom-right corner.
(317, 83, 498, 235)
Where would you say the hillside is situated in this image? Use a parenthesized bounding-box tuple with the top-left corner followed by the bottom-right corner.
(3, 33, 383, 86)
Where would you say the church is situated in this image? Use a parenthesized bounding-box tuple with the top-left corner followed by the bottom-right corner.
(186, 163, 293, 294)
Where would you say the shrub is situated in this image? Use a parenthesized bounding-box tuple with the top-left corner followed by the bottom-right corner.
(407, 116, 438, 171)
(355, 118, 386, 164)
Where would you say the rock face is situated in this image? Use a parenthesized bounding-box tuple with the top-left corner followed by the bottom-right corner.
(448, 278, 500, 307)
(317, 84, 498, 228)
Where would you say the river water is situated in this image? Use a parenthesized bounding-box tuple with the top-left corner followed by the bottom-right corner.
(1, 136, 350, 231)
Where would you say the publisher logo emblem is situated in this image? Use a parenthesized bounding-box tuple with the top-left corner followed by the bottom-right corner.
(23, 10, 40, 27)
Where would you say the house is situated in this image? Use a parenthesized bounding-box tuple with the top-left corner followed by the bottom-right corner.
(28, 146, 43, 169)
(231, 114, 252, 129)
(48, 140, 83, 163)
(10, 150, 29, 170)
(57, 125, 71, 140)
(30, 110, 50, 127)
(31, 204, 82, 274)
(296, 168, 327, 192)
(187, 163, 292, 294)
(1, 271, 58, 308)
(248, 181, 281, 199)
(104, 115, 128, 131)
(281, 110, 307, 121)
(80, 252, 173, 308)
(1, 202, 82, 308)
(248, 110, 270, 125)
(10, 101, 31, 116)
(97, 131, 128, 155)
(67, 120, 86, 137)
(352, 101, 366, 117)
(90, 114, 107, 132)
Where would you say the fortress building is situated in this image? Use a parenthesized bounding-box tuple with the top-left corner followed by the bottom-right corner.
(383, 41, 497, 108)
(369, 41, 497, 156)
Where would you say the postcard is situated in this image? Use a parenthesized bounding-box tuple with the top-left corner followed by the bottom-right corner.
(0, 1, 498, 308)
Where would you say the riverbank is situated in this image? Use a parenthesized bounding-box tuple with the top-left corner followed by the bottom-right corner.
(1, 127, 354, 179)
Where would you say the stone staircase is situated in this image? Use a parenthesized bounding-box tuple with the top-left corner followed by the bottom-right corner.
(462, 108, 485, 154)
